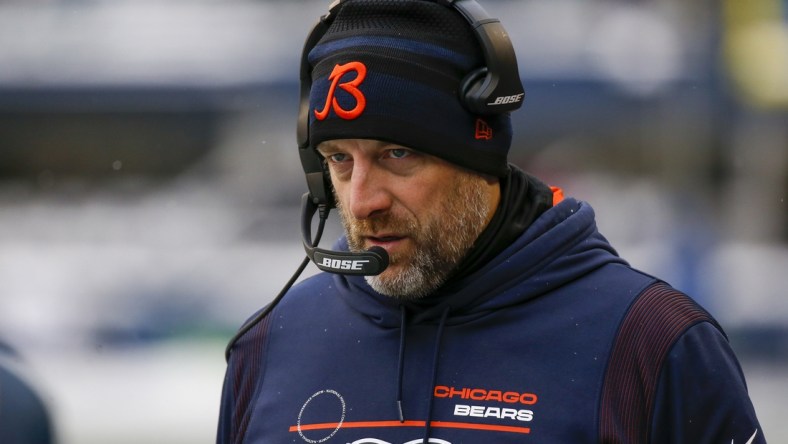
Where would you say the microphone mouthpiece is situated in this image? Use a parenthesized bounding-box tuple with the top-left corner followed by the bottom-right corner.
(366, 246, 390, 271)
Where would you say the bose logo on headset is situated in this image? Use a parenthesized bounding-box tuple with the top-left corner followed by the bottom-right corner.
(319, 257, 371, 271)
(488, 93, 525, 106)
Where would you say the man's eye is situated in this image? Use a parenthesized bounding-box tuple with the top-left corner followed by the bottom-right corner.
(388, 148, 410, 159)
(327, 153, 349, 163)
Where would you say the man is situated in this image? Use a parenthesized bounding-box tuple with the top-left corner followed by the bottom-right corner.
(0, 341, 55, 444)
(218, 1, 765, 443)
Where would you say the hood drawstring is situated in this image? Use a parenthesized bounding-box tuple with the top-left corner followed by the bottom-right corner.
(396, 305, 407, 422)
(422, 306, 450, 443)
(396, 304, 451, 443)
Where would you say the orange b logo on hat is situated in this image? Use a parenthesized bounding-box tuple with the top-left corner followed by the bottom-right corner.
(315, 61, 367, 121)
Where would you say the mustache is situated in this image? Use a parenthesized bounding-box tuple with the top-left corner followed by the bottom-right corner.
(336, 206, 421, 254)
(347, 213, 417, 237)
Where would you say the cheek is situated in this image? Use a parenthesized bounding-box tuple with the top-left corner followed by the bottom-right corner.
(329, 181, 349, 207)
(396, 179, 445, 212)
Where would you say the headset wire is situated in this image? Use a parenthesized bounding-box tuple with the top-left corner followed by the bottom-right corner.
(224, 205, 329, 361)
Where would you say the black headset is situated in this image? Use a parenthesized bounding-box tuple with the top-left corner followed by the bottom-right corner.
(297, 0, 525, 211)
(226, 0, 524, 360)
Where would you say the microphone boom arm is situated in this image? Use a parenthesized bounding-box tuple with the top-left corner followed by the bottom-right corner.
(301, 193, 389, 276)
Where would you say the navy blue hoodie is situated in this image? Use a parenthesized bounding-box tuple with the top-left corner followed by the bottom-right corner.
(218, 197, 764, 444)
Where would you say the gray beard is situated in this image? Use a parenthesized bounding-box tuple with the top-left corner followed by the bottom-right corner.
(339, 174, 491, 300)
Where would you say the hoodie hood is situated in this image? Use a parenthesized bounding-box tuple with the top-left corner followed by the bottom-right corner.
(331, 197, 627, 328)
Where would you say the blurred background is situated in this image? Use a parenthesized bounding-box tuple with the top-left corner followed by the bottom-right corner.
(0, 0, 785, 442)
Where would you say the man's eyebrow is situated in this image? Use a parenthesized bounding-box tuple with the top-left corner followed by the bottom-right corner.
(317, 140, 406, 155)
(315, 142, 337, 154)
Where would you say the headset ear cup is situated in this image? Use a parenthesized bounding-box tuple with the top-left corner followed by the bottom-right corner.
(459, 67, 488, 112)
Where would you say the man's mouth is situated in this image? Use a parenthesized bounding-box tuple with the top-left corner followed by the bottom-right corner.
(366, 234, 407, 250)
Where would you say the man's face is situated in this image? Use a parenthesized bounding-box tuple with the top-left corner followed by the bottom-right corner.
(317, 139, 500, 299)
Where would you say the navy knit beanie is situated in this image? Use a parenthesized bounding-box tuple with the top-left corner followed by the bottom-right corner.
(307, 0, 513, 177)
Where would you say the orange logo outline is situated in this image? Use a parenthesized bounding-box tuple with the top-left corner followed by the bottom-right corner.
(315, 61, 367, 121)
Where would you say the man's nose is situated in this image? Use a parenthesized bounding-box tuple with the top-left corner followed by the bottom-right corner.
(347, 161, 392, 220)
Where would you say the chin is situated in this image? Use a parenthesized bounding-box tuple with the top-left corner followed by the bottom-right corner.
(364, 266, 440, 300)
